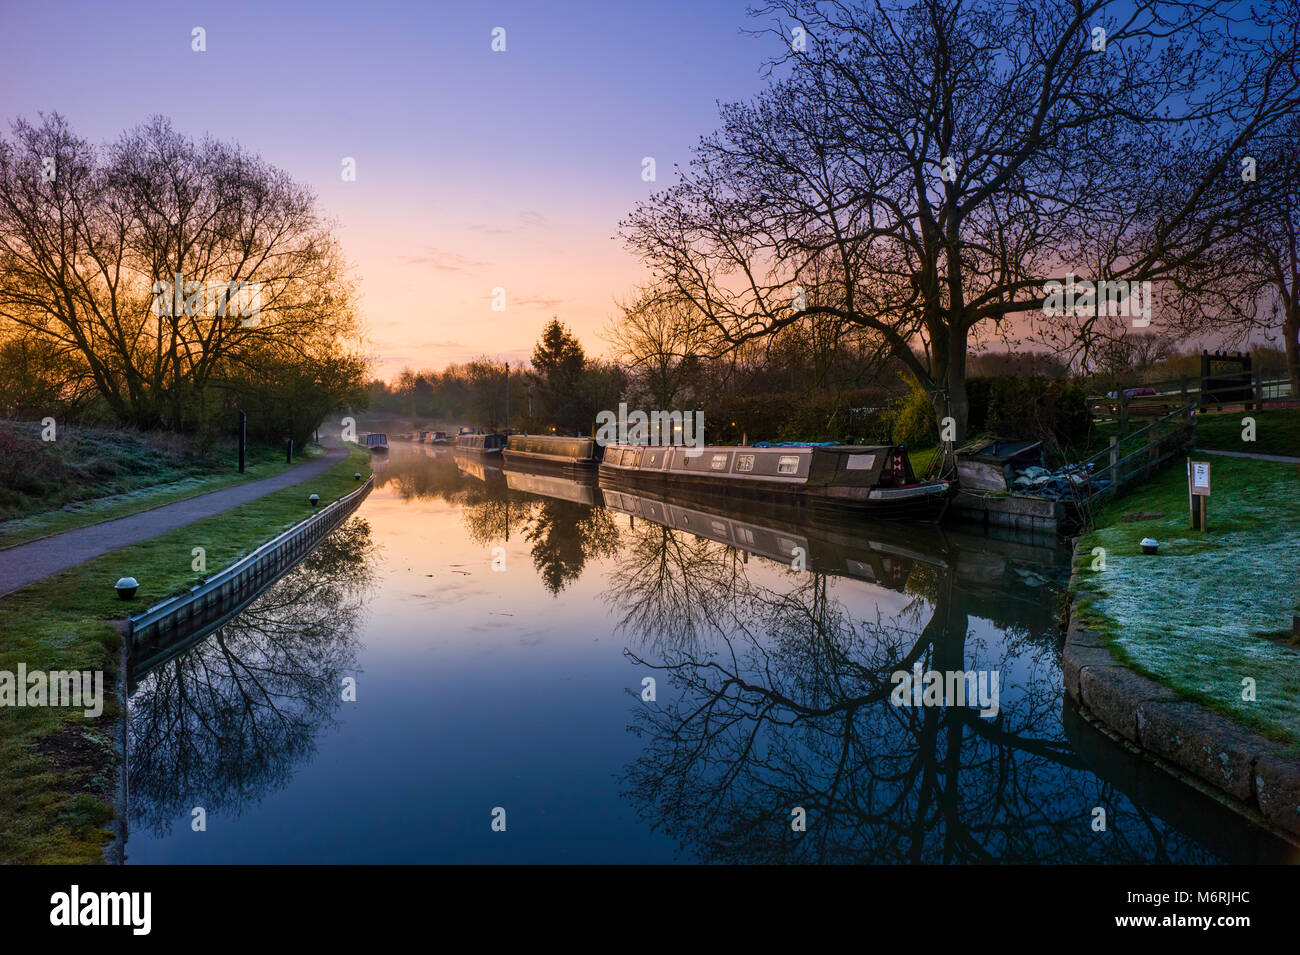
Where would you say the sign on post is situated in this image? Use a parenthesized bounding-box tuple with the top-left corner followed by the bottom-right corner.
(1187, 458, 1210, 530)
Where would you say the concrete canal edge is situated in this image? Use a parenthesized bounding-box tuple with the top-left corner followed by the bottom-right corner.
(103, 476, 374, 863)
(951, 489, 1065, 534)
(1064, 542, 1300, 845)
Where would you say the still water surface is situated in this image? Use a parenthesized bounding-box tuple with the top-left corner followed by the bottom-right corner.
(124, 443, 1293, 863)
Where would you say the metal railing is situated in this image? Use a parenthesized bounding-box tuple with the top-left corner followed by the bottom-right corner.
(126, 475, 374, 651)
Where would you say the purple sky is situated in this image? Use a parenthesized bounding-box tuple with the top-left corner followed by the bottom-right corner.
(0, 0, 775, 377)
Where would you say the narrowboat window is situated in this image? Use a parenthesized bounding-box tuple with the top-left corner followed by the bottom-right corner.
(648, 453, 657, 465)
(710, 453, 728, 471)
(777, 455, 800, 474)
(736, 454, 755, 472)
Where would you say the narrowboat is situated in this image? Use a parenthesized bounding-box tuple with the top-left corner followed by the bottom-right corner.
(502, 434, 601, 470)
(599, 442, 953, 522)
(360, 432, 389, 453)
(427, 430, 449, 445)
(453, 431, 507, 454)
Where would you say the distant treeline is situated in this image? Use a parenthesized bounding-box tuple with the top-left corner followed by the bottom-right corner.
(367, 312, 1289, 448)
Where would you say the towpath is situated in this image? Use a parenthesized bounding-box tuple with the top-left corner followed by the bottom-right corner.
(0, 442, 347, 598)
(1192, 448, 1300, 464)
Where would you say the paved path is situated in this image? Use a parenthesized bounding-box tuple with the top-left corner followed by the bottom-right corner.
(0, 443, 348, 598)
(1193, 447, 1300, 464)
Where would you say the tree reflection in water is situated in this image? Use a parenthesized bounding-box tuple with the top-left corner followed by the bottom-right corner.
(127, 517, 377, 838)
(607, 524, 1217, 864)
(373, 446, 620, 594)
(462, 490, 619, 595)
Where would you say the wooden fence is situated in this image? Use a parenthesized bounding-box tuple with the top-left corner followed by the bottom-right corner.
(1090, 370, 1292, 433)
(1075, 403, 1198, 511)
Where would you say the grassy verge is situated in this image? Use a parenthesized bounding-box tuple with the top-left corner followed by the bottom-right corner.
(0, 444, 371, 863)
(1074, 454, 1300, 742)
(0, 424, 301, 549)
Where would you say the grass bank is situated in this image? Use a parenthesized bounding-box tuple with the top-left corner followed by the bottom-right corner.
(1074, 454, 1300, 743)
(0, 443, 371, 863)
(0, 423, 301, 549)
(1194, 407, 1300, 458)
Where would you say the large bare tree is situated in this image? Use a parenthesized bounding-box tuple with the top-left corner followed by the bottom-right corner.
(622, 0, 1300, 443)
(1212, 117, 1300, 395)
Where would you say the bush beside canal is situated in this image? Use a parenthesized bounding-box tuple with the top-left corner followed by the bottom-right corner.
(0, 444, 370, 863)
(1073, 454, 1300, 744)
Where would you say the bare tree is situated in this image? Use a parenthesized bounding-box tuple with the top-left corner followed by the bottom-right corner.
(0, 114, 361, 431)
(1211, 117, 1300, 394)
(604, 286, 708, 408)
(622, 0, 1300, 443)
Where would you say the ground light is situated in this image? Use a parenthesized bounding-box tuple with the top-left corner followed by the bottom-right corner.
(114, 576, 138, 600)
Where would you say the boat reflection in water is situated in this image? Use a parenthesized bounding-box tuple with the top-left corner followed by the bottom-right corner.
(504, 465, 601, 506)
(452, 449, 505, 486)
(598, 484, 1290, 864)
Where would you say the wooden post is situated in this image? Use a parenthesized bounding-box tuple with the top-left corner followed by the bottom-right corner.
(1188, 458, 1211, 530)
(1254, 364, 1264, 410)
(1119, 393, 1129, 435)
(1146, 419, 1160, 478)
(1180, 376, 1188, 407)
(238, 410, 246, 473)
(1199, 350, 1209, 410)
(1109, 435, 1119, 487)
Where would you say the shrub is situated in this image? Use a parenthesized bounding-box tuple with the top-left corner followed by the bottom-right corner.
(707, 387, 893, 443)
(889, 377, 939, 447)
(966, 375, 1091, 446)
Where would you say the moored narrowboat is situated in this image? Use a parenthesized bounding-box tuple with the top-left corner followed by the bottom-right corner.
(454, 431, 507, 454)
(599, 442, 953, 522)
(360, 432, 389, 453)
(502, 434, 601, 470)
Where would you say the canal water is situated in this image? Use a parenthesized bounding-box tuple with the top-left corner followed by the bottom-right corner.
(123, 442, 1293, 863)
